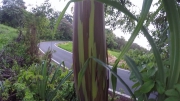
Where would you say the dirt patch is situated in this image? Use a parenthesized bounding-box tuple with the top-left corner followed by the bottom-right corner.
(108, 54, 129, 69)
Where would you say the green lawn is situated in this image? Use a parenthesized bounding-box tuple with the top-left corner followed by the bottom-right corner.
(0, 24, 18, 50)
(108, 50, 120, 58)
(58, 42, 120, 57)
(58, 42, 73, 52)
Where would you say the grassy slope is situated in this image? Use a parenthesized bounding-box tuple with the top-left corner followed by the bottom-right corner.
(0, 24, 18, 50)
(58, 42, 120, 58)
(58, 42, 73, 52)
(108, 50, 120, 58)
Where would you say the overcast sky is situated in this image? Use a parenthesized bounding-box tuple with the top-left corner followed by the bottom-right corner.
(0, 0, 158, 49)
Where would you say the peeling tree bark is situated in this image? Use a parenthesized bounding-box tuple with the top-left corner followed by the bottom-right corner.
(73, 0, 109, 101)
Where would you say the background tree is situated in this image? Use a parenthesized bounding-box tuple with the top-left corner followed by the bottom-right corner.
(64, 14, 73, 24)
(105, 28, 147, 52)
(31, 0, 73, 40)
(114, 36, 126, 50)
(104, 0, 136, 32)
(55, 18, 73, 40)
(105, 29, 117, 49)
(0, 0, 26, 28)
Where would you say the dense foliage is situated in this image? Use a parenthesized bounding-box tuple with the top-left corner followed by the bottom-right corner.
(0, 23, 77, 101)
(0, 0, 73, 41)
(0, 24, 18, 49)
(0, 0, 26, 28)
(0, 61, 76, 101)
(54, 18, 73, 40)
(31, 0, 73, 41)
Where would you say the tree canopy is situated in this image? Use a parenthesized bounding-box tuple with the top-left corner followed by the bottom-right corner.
(0, 0, 26, 27)
(105, 29, 147, 52)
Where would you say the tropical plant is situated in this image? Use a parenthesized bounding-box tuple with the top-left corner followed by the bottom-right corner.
(34, 61, 75, 101)
(56, 0, 180, 101)
(0, 61, 76, 101)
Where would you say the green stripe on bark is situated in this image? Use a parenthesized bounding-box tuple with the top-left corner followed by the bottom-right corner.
(77, 5, 88, 101)
(88, 0, 98, 100)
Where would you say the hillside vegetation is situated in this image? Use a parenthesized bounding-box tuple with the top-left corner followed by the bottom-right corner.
(0, 24, 18, 50)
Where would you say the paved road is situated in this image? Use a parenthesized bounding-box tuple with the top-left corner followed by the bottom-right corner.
(39, 41, 135, 97)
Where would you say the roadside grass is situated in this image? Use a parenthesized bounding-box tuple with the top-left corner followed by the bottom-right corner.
(108, 50, 120, 58)
(58, 42, 73, 52)
(0, 24, 18, 50)
(58, 42, 119, 59)
(58, 42, 129, 70)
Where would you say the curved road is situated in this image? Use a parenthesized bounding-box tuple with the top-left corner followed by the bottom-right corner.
(39, 41, 137, 97)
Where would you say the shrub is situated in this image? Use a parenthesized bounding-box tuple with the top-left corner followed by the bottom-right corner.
(0, 61, 77, 101)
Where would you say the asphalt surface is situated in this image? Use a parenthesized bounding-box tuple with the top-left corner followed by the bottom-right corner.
(39, 41, 136, 96)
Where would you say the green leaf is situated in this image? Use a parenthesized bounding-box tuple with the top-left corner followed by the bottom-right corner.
(134, 90, 141, 97)
(145, 3, 163, 26)
(129, 72, 137, 82)
(132, 82, 140, 89)
(47, 70, 73, 101)
(174, 84, 180, 94)
(50, 61, 66, 84)
(124, 55, 143, 84)
(50, 66, 60, 84)
(156, 81, 165, 94)
(141, 72, 150, 82)
(164, 97, 179, 101)
(163, 0, 180, 89)
(147, 67, 157, 77)
(139, 80, 155, 94)
(77, 58, 90, 90)
(98, 0, 165, 86)
(165, 89, 179, 97)
(39, 61, 48, 99)
(147, 62, 154, 69)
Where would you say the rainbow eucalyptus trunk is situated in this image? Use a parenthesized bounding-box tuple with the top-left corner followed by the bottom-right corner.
(73, 0, 109, 101)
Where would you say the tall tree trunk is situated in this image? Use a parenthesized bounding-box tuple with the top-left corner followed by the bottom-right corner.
(73, 0, 109, 101)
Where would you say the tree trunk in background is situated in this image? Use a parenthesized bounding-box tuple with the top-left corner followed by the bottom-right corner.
(73, 0, 109, 101)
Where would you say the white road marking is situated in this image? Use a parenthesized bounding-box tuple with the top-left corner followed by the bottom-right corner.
(108, 88, 131, 98)
(39, 48, 69, 69)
